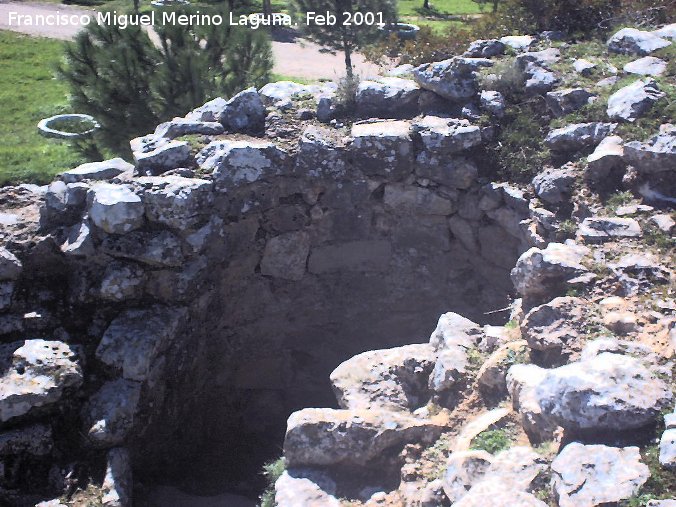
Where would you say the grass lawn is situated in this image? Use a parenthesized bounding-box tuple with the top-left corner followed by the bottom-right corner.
(0, 30, 85, 186)
(398, 0, 483, 34)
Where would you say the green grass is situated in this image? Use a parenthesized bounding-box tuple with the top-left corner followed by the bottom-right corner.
(0, 30, 86, 186)
(269, 73, 317, 85)
(398, 0, 483, 17)
(259, 457, 285, 507)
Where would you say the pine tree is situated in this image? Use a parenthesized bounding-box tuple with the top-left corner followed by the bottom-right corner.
(58, 5, 272, 156)
(292, 0, 397, 78)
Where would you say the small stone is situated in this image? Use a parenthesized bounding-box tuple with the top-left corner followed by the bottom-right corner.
(603, 311, 638, 335)
(153, 119, 224, 139)
(0, 247, 22, 281)
(134, 140, 191, 175)
(573, 59, 596, 76)
(545, 123, 616, 152)
(499, 35, 535, 51)
(650, 214, 675, 233)
(532, 167, 576, 204)
(480, 90, 505, 117)
(464, 39, 506, 58)
(586, 135, 625, 181)
(546, 88, 595, 117)
(355, 77, 421, 118)
(607, 78, 664, 122)
(608, 27, 671, 55)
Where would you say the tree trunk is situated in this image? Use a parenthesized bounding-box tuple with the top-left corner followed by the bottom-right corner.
(492, 0, 499, 12)
(133, 0, 139, 14)
(263, 0, 272, 16)
(423, 0, 430, 9)
(344, 45, 353, 79)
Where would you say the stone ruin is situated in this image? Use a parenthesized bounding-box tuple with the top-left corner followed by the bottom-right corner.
(0, 24, 674, 507)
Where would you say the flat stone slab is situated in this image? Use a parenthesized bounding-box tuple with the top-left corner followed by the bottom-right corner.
(61, 158, 133, 183)
(578, 217, 642, 242)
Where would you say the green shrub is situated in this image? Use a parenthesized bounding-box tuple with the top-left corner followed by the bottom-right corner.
(259, 457, 286, 507)
(470, 429, 512, 454)
(334, 73, 360, 115)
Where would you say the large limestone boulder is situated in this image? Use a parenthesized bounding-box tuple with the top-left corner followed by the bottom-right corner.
(531, 167, 576, 204)
(61, 158, 133, 184)
(607, 78, 664, 122)
(197, 140, 289, 191)
(349, 120, 414, 180)
(82, 379, 142, 448)
(413, 57, 492, 101)
(330, 343, 436, 412)
(0, 339, 83, 423)
(510, 352, 672, 433)
(283, 408, 446, 467)
(623, 123, 676, 174)
(608, 27, 671, 55)
(88, 183, 144, 235)
(545, 123, 616, 152)
(511, 242, 591, 303)
(551, 443, 649, 507)
(577, 216, 642, 242)
(429, 312, 483, 351)
(355, 77, 421, 117)
(138, 176, 213, 230)
(102, 447, 132, 507)
(95, 306, 186, 382)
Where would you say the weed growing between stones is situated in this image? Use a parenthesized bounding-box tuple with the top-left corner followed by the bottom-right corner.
(259, 457, 286, 507)
(470, 427, 513, 454)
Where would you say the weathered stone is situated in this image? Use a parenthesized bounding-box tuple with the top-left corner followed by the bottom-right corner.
(624, 123, 676, 173)
(260, 231, 310, 281)
(61, 158, 133, 183)
(477, 340, 529, 396)
(522, 62, 559, 95)
(259, 81, 311, 104)
(295, 125, 347, 178)
(660, 429, 676, 468)
(607, 78, 664, 122)
(330, 343, 436, 412)
(545, 123, 616, 152)
(284, 408, 446, 467)
(442, 450, 493, 503)
(0, 248, 22, 281)
(88, 183, 144, 234)
(383, 184, 455, 215)
(101, 230, 185, 267)
(184, 96, 228, 122)
(355, 77, 421, 117)
(449, 215, 479, 252)
(95, 306, 186, 382)
(83, 379, 142, 448)
(578, 216, 642, 242)
(532, 167, 576, 204)
(499, 35, 535, 51)
(0, 423, 52, 455)
(154, 119, 224, 139)
(551, 443, 649, 507)
(416, 154, 479, 189)
(60, 221, 94, 257)
(454, 490, 547, 506)
(507, 364, 558, 441)
(512, 353, 671, 433)
(308, 240, 391, 274)
(516, 48, 561, 68)
(624, 56, 668, 76)
(429, 312, 483, 351)
(465, 39, 506, 58)
(429, 346, 469, 393)
(586, 135, 625, 181)
(197, 140, 289, 191)
(479, 90, 505, 117)
(608, 27, 671, 55)
(349, 121, 414, 180)
(413, 57, 491, 101)
(521, 297, 588, 355)
(219, 87, 266, 132)
(573, 58, 596, 76)
(138, 176, 213, 230)
(275, 470, 340, 507)
(134, 140, 191, 175)
(102, 447, 132, 507)
(0, 339, 83, 423)
(546, 88, 595, 117)
(511, 242, 591, 302)
(414, 116, 482, 155)
(651, 213, 675, 233)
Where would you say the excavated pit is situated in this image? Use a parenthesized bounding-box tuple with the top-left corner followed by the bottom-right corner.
(127, 179, 522, 500)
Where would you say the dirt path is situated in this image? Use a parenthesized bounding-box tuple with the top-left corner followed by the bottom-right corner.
(0, 1, 383, 80)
